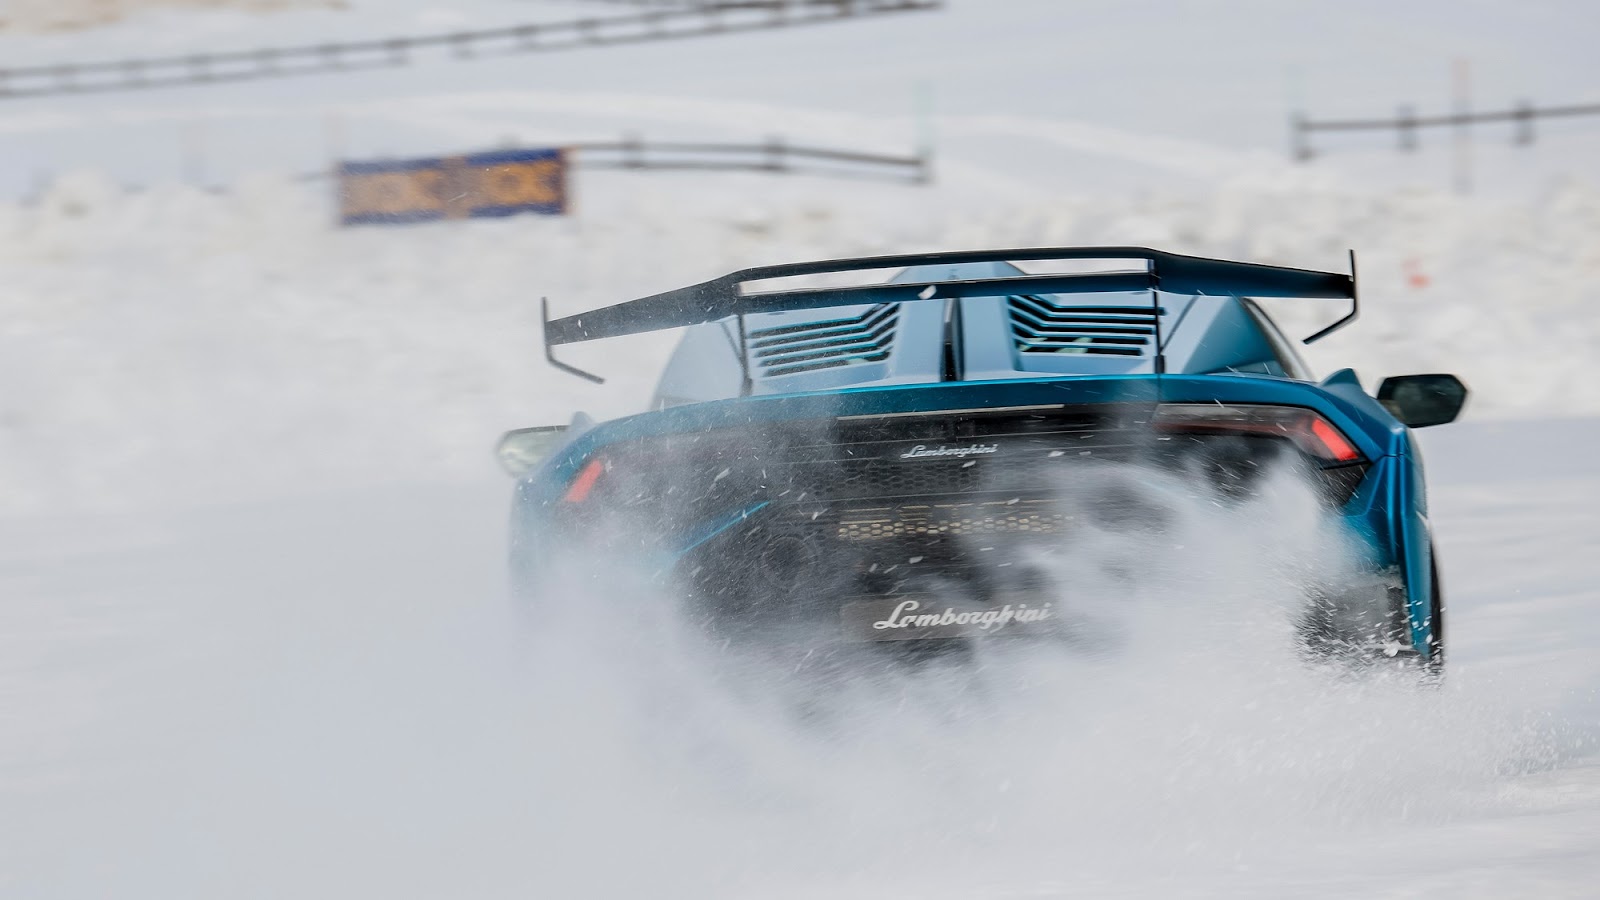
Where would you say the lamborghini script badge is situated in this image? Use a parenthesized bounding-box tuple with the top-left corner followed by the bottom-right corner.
(873, 599, 1052, 633)
(899, 443, 999, 461)
(839, 598, 1057, 642)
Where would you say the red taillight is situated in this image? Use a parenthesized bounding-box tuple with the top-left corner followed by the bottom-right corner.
(1153, 404, 1362, 464)
(1307, 415, 1360, 463)
(562, 458, 606, 503)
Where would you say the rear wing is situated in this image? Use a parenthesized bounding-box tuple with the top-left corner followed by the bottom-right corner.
(542, 246, 1358, 384)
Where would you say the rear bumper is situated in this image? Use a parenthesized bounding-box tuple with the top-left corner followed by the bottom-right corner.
(512, 379, 1420, 655)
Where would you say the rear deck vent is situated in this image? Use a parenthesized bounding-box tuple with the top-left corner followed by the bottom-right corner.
(750, 304, 899, 378)
(1008, 296, 1162, 356)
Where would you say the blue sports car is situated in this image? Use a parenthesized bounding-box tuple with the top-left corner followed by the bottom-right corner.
(500, 248, 1467, 670)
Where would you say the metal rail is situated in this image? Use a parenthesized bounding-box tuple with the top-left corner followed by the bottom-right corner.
(269, 136, 930, 189)
(50, 136, 929, 199)
(0, 0, 942, 101)
(570, 137, 930, 182)
(1291, 99, 1600, 160)
(1300, 101, 1600, 133)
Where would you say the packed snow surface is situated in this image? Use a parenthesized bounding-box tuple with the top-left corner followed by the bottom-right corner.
(1, 422, 1597, 899)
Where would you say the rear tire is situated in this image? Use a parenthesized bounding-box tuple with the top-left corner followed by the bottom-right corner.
(1424, 553, 1445, 674)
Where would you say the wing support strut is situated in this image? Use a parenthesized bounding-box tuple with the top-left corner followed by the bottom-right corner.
(542, 297, 605, 384)
(1302, 250, 1360, 345)
(1149, 257, 1167, 375)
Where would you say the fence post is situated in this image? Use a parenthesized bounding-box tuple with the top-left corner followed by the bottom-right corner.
(624, 133, 643, 169)
(1513, 100, 1535, 145)
(182, 120, 207, 187)
(1398, 104, 1417, 151)
(324, 113, 346, 180)
(914, 79, 935, 184)
(1289, 111, 1312, 162)
(765, 135, 785, 172)
(29, 170, 51, 205)
(1451, 58, 1472, 195)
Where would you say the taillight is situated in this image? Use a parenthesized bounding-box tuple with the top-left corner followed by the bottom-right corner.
(562, 458, 607, 503)
(1152, 404, 1362, 464)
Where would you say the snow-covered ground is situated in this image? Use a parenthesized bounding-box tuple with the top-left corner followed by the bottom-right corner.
(2, 1, 1598, 897)
(0, 422, 1596, 899)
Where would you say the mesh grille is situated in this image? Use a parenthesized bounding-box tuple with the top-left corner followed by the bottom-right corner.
(749, 304, 898, 377)
(837, 500, 1069, 540)
(788, 439, 1140, 501)
(1008, 296, 1162, 356)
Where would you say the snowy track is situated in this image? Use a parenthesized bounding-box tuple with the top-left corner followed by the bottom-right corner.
(1, 420, 1596, 899)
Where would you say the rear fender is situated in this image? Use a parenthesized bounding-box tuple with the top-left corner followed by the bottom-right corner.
(1344, 441, 1432, 654)
(1391, 436, 1436, 654)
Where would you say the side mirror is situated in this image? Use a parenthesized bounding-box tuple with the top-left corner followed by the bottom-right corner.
(1375, 374, 1468, 428)
(496, 425, 569, 478)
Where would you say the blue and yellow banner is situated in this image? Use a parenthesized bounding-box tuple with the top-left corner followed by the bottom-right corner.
(339, 148, 568, 225)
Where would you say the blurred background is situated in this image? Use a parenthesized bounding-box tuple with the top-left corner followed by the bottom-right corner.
(1, 2, 1597, 898)
(2, 0, 1598, 513)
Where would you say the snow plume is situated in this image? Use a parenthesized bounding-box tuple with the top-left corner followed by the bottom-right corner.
(0, 444, 1588, 898)
(495, 463, 1572, 898)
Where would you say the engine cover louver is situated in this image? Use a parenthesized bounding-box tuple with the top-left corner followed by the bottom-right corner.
(1008, 295, 1163, 357)
(750, 304, 899, 378)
